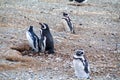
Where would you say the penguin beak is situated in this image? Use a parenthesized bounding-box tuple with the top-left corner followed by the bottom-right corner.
(39, 23, 46, 29)
(39, 23, 43, 26)
(63, 12, 68, 17)
(75, 49, 84, 56)
(39, 23, 43, 29)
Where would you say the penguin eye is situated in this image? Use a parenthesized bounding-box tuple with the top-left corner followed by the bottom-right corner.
(76, 51, 84, 56)
(42, 25, 46, 29)
(81, 52, 83, 55)
(63, 12, 68, 17)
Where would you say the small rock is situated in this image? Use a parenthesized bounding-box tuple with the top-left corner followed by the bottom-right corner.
(101, 39, 104, 41)
(89, 45, 92, 48)
(79, 23, 82, 25)
(93, 32, 96, 34)
(113, 50, 120, 54)
(111, 33, 115, 36)
(2, 17, 7, 23)
(55, 57, 63, 62)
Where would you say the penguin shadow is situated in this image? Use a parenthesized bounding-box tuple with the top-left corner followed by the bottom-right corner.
(10, 42, 56, 57)
(67, 3, 97, 7)
(71, 23, 84, 35)
(17, 43, 70, 59)
(55, 23, 75, 34)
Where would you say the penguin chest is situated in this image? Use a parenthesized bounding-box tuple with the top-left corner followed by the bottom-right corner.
(26, 31, 34, 48)
(73, 59, 84, 71)
(45, 34, 53, 44)
(61, 19, 71, 32)
(73, 59, 89, 78)
(40, 36, 46, 52)
(26, 31, 39, 52)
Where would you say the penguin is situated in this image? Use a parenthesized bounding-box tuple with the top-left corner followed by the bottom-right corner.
(69, 0, 87, 3)
(73, 49, 90, 79)
(39, 29, 46, 53)
(39, 23, 54, 54)
(26, 26, 40, 52)
(62, 12, 75, 34)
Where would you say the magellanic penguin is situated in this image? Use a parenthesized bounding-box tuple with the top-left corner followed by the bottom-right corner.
(62, 12, 75, 34)
(26, 26, 40, 52)
(39, 23, 54, 54)
(39, 29, 46, 53)
(73, 49, 90, 79)
(69, 0, 88, 3)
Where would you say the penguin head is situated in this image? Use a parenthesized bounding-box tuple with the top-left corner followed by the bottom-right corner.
(62, 12, 71, 22)
(63, 12, 68, 17)
(39, 23, 49, 30)
(28, 26, 33, 32)
(74, 49, 85, 58)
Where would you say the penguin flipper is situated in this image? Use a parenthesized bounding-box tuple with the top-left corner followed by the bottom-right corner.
(84, 60, 89, 73)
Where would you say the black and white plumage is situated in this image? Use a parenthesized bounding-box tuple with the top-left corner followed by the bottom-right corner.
(26, 26, 40, 52)
(62, 12, 75, 34)
(69, 0, 87, 3)
(39, 23, 54, 54)
(39, 29, 46, 53)
(73, 49, 90, 79)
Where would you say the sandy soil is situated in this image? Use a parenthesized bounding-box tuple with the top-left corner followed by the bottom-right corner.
(0, 0, 120, 80)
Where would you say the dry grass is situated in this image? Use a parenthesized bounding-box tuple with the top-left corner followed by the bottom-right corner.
(2, 49, 33, 62)
(0, 49, 40, 71)
(0, 63, 31, 71)
(10, 42, 30, 52)
(5, 55, 33, 62)
(0, 64, 17, 71)
(55, 23, 65, 32)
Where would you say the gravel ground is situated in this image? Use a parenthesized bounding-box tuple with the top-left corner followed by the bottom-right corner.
(0, 0, 120, 80)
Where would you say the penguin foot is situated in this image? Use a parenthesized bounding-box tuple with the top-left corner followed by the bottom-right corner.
(72, 30, 76, 34)
(45, 50, 55, 54)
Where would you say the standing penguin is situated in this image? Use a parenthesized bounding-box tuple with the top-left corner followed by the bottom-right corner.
(69, 0, 88, 3)
(39, 29, 46, 53)
(73, 49, 90, 79)
(39, 23, 54, 54)
(62, 12, 75, 34)
(26, 26, 40, 52)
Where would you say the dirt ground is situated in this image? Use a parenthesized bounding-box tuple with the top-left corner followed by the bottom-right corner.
(0, 0, 120, 80)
